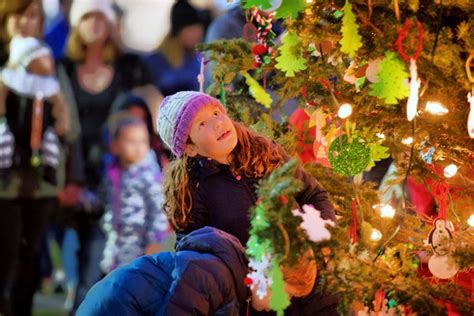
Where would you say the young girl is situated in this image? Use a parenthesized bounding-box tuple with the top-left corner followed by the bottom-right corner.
(157, 91, 336, 245)
(99, 116, 170, 274)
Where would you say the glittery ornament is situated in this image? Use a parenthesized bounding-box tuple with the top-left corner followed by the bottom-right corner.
(328, 135, 370, 176)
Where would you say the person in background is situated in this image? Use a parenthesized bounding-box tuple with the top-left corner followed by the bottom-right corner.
(77, 226, 318, 316)
(146, 0, 205, 96)
(106, 93, 171, 169)
(56, 0, 158, 311)
(99, 116, 170, 274)
(0, 1, 81, 315)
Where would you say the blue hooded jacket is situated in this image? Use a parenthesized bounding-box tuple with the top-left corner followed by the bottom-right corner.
(76, 226, 249, 315)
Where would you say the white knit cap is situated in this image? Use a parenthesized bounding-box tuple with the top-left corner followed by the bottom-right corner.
(69, 0, 116, 28)
(8, 35, 51, 68)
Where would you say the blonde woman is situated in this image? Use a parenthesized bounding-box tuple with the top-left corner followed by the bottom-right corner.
(57, 0, 159, 311)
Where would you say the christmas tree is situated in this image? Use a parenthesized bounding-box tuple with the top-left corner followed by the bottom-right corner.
(200, 0, 474, 314)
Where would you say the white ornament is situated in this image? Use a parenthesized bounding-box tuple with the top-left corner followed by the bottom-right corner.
(428, 255, 459, 279)
(426, 219, 459, 279)
(292, 204, 335, 243)
(468, 88, 474, 138)
(247, 254, 272, 299)
(406, 58, 420, 121)
(428, 218, 453, 256)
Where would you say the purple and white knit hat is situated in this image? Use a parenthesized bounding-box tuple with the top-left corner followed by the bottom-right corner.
(156, 91, 226, 158)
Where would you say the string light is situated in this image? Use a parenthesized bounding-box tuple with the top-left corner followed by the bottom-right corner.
(443, 164, 458, 178)
(401, 137, 413, 145)
(370, 228, 382, 241)
(337, 103, 353, 119)
(468, 214, 474, 227)
(373, 203, 396, 218)
(425, 101, 449, 115)
(381, 204, 396, 218)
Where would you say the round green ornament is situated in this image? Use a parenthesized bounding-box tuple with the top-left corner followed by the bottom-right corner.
(328, 135, 370, 176)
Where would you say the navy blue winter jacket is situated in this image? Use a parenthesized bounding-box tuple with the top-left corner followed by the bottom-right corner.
(181, 157, 336, 246)
(76, 226, 249, 316)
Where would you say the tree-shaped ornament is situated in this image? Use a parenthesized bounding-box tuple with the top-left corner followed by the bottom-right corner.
(275, 31, 307, 77)
(339, 0, 362, 58)
(369, 51, 410, 105)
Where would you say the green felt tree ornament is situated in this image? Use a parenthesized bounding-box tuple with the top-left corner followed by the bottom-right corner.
(242, 0, 273, 10)
(275, 32, 307, 77)
(275, 0, 307, 19)
(366, 143, 390, 169)
(369, 51, 410, 105)
(241, 71, 273, 107)
(269, 258, 290, 316)
(339, 0, 362, 58)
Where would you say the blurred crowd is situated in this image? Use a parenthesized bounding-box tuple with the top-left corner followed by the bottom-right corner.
(0, 0, 246, 315)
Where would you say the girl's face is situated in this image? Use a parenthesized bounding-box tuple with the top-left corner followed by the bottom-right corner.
(185, 104, 237, 164)
(113, 124, 149, 167)
(17, 0, 43, 38)
(78, 12, 109, 45)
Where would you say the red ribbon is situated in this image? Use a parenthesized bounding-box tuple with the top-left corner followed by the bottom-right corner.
(432, 181, 449, 220)
(349, 198, 358, 244)
(394, 18, 424, 62)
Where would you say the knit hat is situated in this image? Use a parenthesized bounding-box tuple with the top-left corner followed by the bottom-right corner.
(8, 35, 51, 68)
(171, 0, 202, 36)
(69, 0, 116, 28)
(156, 91, 226, 158)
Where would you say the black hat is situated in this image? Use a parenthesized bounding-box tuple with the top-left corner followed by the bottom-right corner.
(171, 0, 202, 36)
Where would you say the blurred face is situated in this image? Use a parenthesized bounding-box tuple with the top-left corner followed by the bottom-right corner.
(127, 105, 147, 122)
(78, 12, 109, 45)
(185, 104, 237, 164)
(17, 1, 43, 37)
(177, 24, 204, 50)
(114, 124, 149, 166)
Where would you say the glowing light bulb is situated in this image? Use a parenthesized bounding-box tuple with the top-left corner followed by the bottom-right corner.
(380, 204, 396, 218)
(468, 214, 474, 227)
(401, 137, 413, 145)
(306, 0, 313, 3)
(425, 101, 449, 115)
(376, 133, 385, 139)
(370, 228, 382, 241)
(443, 164, 458, 178)
(337, 103, 353, 119)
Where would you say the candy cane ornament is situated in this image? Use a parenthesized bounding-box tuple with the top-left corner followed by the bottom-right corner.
(251, 7, 275, 68)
